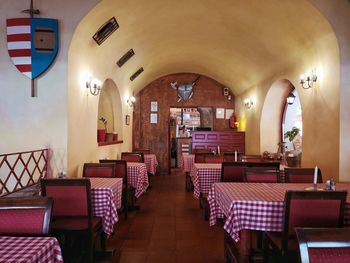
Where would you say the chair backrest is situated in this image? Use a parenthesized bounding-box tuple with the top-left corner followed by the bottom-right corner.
(194, 152, 214, 163)
(121, 152, 144, 163)
(99, 159, 128, 186)
(193, 148, 212, 154)
(296, 227, 350, 263)
(285, 168, 323, 183)
(133, 148, 150, 154)
(221, 162, 245, 182)
(40, 178, 92, 219)
(204, 155, 224, 163)
(282, 190, 347, 251)
(223, 152, 243, 162)
(82, 162, 116, 178)
(244, 166, 280, 183)
(0, 196, 53, 235)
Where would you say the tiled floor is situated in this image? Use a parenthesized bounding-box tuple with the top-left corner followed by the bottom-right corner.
(104, 168, 225, 263)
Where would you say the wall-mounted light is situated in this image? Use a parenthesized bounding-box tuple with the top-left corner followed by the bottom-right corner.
(244, 98, 253, 109)
(223, 87, 232, 100)
(86, 77, 101, 96)
(127, 95, 136, 107)
(286, 92, 296, 105)
(300, 69, 317, 89)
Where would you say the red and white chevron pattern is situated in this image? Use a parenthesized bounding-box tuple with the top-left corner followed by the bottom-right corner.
(6, 18, 32, 79)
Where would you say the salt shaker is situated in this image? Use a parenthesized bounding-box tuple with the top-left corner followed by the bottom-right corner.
(330, 178, 336, 191)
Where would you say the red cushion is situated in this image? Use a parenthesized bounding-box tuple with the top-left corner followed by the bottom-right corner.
(122, 155, 141, 162)
(46, 186, 88, 216)
(288, 174, 313, 183)
(205, 156, 224, 163)
(0, 209, 45, 234)
(288, 199, 341, 235)
(246, 172, 277, 183)
(84, 167, 114, 178)
(222, 166, 244, 182)
(309, 248, 350, 263)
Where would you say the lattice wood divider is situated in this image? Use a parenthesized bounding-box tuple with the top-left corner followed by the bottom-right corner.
(0, 149, 48, 196)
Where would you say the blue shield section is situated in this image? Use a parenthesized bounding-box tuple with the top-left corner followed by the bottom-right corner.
(30, 18, 59, 79)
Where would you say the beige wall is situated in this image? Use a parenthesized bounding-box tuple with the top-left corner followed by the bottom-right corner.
(0, 0, 99, 178)
(235, 17, 340, 181)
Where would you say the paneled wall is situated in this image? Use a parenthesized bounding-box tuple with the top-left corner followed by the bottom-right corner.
(133, 73, 235, 174)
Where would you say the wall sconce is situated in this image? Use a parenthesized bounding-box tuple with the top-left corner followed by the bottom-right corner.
(300, 69, 317, 89)
(286, 92, 296, 105)
(86, 77, 102, 96)
(223, 87, 232, 100)
(127, 95, 136, 107)
(244, 98, 253, 109)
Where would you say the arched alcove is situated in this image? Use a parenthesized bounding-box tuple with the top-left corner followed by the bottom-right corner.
(97, 79, 123, 142)
(260, 79, 295, 153)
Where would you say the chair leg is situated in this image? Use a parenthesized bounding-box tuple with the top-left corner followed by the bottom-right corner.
(147, 172, 152, 190)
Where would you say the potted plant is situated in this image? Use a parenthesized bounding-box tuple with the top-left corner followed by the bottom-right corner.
(97, 117, 107, 142)
(284, 126, 300, 167)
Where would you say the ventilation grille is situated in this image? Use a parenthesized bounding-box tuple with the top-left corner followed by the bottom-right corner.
(93, 17, 119, 45)
(130, 67, 144, 81)
(117, 49, 135, 67)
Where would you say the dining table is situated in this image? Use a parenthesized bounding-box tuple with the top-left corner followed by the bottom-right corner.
(0, 236, 63, 263)
(144, 154, 158, 175)
(90, 177, 122, 236)
(181, 153, 195, 173)
(127, 162, 149, 198)
(208, 182, 350, 262)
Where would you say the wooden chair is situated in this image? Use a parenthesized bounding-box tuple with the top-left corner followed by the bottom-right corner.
(285, 167, 323, 183)
(244, 166, 280, 183)
(0, 196, 53, 236)
(99, 159, 131, 218)
(263, 190, 348, 262)
(296, 227, 350, 263)
(121, 152, 144, 163)
(194, 152, 214, 163)
(223, 152, 243, 162)
(133, 148, 150, 154)
(40, 178, 104, 263)
(204, 154, 224, 163)
(82, 162, 116, 178)
(221, 162, 245, 182)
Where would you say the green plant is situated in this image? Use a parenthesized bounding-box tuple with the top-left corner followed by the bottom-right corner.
(99, 117, 107, 130)
(284, 126, 300, 142)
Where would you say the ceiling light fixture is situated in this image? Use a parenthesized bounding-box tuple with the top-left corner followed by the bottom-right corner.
(286, 92, 296, 105)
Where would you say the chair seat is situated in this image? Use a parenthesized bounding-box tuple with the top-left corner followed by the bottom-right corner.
(266, 231, 299, 251)
(51, 216, 102, 231)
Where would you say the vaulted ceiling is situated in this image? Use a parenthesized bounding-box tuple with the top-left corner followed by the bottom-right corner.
(77, 0, 334, 96)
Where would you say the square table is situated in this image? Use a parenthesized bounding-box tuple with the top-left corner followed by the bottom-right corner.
(208, 182, 350, 262)
(0, 236, 63, 263)
(90, 177, 122, 236)
(190, 163, 222, 198)
(127, 162, 149, 198)
(144, 154, 158, 175)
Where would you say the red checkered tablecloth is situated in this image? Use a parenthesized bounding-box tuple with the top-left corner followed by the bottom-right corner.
(90, 177, 122, 236)
(181, 154, 195, 173)
(127, 162, 149, 198)
(191, 163, 222, 198)
(144, 154, 158, 175)
(0, 236, 63, 263)
(208, 183, 350, 242)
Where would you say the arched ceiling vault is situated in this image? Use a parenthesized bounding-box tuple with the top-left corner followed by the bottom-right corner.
(74, 0, 335, 96)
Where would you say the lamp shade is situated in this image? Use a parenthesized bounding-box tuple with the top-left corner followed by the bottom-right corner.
(286, 92, 296, 105)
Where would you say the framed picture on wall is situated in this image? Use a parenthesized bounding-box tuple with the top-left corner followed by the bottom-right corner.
(125, 115, 130, 125)
(150, 113, 157, 124)
(216, 108, 225, 119)
(151, 101, 158, 112)
(225, 109, 234, 119)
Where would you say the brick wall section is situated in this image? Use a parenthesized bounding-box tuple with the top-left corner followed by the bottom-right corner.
(133, 73, 235, 175)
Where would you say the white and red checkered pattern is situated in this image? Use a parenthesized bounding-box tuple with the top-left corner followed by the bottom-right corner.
(191, 163, 222, 198)
(90, 178, 122, 236)
(181, 154, 195, 173)
(127, 162, 149, 198)
(208, 183, 350, 242)
(144, 154, 158, 175)
(0, 236, 63, 263)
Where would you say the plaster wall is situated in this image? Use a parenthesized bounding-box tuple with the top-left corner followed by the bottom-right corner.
(235, 22, 340, 181)
(0, 0, 98, 178)
(308, 0, 350, 182)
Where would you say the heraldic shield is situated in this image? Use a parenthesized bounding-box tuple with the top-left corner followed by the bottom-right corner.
(6, 18, 59, 79)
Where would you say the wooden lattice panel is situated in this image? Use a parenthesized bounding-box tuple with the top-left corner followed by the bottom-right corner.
(0, 149, 48, 196)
